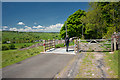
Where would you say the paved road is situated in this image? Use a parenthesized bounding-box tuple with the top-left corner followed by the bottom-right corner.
(2, 53, 75, 78)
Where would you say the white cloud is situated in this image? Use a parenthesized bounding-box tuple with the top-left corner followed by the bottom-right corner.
(3, 26, 8, 29)
(9, 23, 63, 32)
(45, 23, 63, 32)
(17, 22, 25, 25)
(9, 28, 18, 31)
(25, 26, 28, 28)
(33, 25, 44, 29)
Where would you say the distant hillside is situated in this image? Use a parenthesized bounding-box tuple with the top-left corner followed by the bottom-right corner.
(2, 31, 61, 44)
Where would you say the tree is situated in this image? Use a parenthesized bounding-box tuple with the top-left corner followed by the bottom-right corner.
(60, 9, 86, 39)
(81, 2, 120, 39)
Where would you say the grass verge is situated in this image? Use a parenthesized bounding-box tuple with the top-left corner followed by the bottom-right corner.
(1, 46, 43, 68)
(104, 50, 119, 78)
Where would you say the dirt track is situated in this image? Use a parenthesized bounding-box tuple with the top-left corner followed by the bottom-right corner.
(55, 43, 118, 78)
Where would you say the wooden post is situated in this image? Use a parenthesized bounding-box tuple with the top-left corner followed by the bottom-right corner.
(114, 38, 117, 51)
(53, 39, 55, 48)
(43, 40, 46, 52)
(111, 39, 114, 52)
(74, 39, 77, 53)
(77, 39, 79, 53)
(79, 39, 81, 51)
(48, 39, 50, 50)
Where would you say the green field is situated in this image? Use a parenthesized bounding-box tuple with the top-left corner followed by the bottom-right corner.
(2, 31, 61, 44)
(2, 42, 40, 50)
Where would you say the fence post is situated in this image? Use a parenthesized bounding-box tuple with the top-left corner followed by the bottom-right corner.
(48, 39, 50, 50)
(79, 39, 81, 51)
(114, 38, 117, 51)
(74, 39, 77, 53)
(43, 40, 46, 52)
(77, 39, 79, 53)
(53, 39, 55, 48)
(111, 39, 114, 52)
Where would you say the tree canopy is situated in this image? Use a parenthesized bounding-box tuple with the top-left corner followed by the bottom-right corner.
(60, 9, 86, 39)
(60, 2, 120, 39)
(82, 2, 120, 39)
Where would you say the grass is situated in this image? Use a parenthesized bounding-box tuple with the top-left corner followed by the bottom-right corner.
(81, 41, 88, 43)
(104, 50, 119, 78)
(55, 43, 64, 48)
(2, 31, 60, 43)
(2, 46, 43, 68)
(2, 42, 40, 49)
(55, 41, 74, 48)
(104, 44, 111, 48)
(76, 52, 95, 78)
(69, 41, 74, 46)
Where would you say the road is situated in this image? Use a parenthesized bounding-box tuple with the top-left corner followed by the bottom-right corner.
(2, 53, 75, 78)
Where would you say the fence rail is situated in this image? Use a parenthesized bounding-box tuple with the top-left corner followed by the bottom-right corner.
(43, 39, 55, 52)
(43, 39, 80, 53)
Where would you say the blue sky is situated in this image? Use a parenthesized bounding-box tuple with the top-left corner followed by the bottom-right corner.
(2, 2, 89, 32)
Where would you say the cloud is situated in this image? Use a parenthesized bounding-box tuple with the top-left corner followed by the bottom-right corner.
(33, 25, 44, 29)
(3, 26, 8, 29)
(25, 26, 28, 28)
(9, 28, 18, 31)
(45, 23, 63, 32)
(17, 22, 25, 25)
(9, 23, 63, 32)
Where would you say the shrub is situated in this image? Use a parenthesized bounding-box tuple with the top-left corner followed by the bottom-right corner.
(2, 46, 9, 50)
(9, 44, 15, 49)
(20, 44, 30, 49)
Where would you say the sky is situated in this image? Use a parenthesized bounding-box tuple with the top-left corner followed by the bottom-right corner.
(2, 2, 89, 32)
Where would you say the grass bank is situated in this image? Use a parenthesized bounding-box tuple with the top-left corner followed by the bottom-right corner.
(2, 42, 41, 50)
(2, 46, 43, 68)
(104, 50, 119, 77)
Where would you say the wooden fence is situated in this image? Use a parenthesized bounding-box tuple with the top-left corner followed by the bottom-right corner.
(43, 39, 55, 52)
(43, 39, 80, 53)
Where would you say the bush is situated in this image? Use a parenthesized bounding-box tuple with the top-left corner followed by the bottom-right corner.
(2, 46, 9, 50)
(9, 44, 15, 49)
(20, 44, 30, 49)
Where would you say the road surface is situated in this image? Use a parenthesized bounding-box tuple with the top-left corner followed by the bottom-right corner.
(2, 53, 75, 78)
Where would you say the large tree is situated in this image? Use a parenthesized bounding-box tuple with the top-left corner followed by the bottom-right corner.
(60, 9, 86, 39)
(81, 2, 120, 39)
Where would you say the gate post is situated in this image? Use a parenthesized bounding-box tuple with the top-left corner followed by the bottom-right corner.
(79, 39, 81, 51)
(43, 40, 46, 52)
(114, 38, 117, 51)
(77, 39, 79, 53)
(74, 39, 79, 53)
(111, 38, 114, 52)
(53, 39, 55, 48)
(48, 39, 50, 50)
(74, 39, 77, 53)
